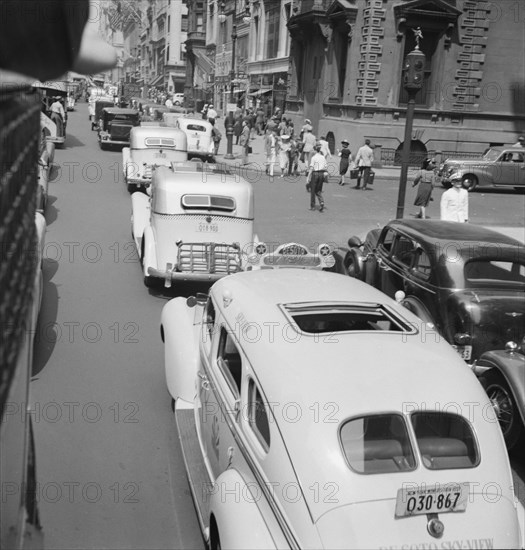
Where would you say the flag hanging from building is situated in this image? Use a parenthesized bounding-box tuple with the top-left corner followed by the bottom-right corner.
(109, 2, 123, 30)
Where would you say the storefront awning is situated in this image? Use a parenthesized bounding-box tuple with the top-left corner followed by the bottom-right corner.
(248, 87, 272, 97)
(149, 74, 164, 87)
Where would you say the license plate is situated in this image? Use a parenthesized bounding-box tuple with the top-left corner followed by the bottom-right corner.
(452, 345, 472, 361)
(196, 222, 218, 233)
(395, 483, 469, 518)
(155, 152, 166, 158)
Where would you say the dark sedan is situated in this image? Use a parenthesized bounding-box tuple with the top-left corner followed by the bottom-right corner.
(341, 220, 525, 448)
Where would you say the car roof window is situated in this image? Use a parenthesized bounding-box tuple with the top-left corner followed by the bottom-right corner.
(411, 412, 479, 470)
(340, 414, 416, 474)
(283, 303, 416, 334)
(217, 328, 242, 396)
(186, 124, 207, 132)
(247, 379, 271, 450)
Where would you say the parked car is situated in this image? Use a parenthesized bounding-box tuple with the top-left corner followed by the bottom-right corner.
(473, 339, 525, 451)
(66, 93, 75, 111)
(91, 98, 114, 131)
(161, 268, 523, 550)
(171, 92, 185, 106)
(98, 107, 140, 150)
(131, 162, 258, 288)
(174, 117, 215, 161)
(162, 109, 189, 127)
(342, 220, 525, 448)
(439, 147, 525, 190)
(36, 127, 55, 212)
(122, 126, 187, 192)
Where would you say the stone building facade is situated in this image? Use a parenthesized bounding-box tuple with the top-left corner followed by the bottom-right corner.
(286, 0, 525, 164)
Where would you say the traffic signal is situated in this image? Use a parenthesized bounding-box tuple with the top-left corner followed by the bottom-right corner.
(403, 49, 426, 91)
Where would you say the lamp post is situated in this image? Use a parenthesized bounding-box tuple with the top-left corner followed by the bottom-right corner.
(219, 0, 250, 159)
(396, 28, 426, 219)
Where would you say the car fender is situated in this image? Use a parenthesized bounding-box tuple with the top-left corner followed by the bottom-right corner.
(476, 350, 525, 427)
(131, 192, 150, 251)
(161, 298, 202, 401)
(209, 469, 278, 550)
(142, 225, 158, 276)
(399, 295, 437, 329)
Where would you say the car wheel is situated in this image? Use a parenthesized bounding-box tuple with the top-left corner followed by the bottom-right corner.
(99, 142, 107, 151)
(344, 250, 364, 280)
(461, 174, 478, 191)
(483, 370, 524, 451)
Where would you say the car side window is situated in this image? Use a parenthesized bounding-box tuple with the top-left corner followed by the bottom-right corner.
(247, 379, 271, 450)
(393, 236, 416, 268)
(217, 328, 242, 397)
(379, 228, 396, 254)
(205, 298, 216, 338)
(413, 249, 432, 279)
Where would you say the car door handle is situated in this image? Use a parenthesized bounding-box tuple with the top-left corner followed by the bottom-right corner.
(377, 257, 391, 271)
(198, 371, 210, 391)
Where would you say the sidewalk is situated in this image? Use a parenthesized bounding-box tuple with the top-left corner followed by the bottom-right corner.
(213, 132, 406, 181)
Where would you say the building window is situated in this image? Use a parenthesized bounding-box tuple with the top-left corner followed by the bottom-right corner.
(398, 29, 439, 107)
(168, 15, 170, 32)
(336, 30, 348, 98)
(181, 13, 188, 32)
(197, 14, 204, 32)
(283, 3, 291, 54)
(180, 51, 187, 62)
(166, 45, 170, 62)
(265, 5, 279, 59)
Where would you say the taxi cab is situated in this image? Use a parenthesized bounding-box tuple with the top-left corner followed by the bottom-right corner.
(122, 126, 187, 192)
(131, 161, 257, 288)
(161, 269, 523, 549)
(175, 117, 215, 161)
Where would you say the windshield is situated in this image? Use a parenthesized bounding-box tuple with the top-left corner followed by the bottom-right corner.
(483, 148, 501, 161)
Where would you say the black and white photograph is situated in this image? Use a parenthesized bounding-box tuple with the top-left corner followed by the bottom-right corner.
(1, 0, 524, 548)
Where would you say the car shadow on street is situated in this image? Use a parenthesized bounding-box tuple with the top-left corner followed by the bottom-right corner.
(146, 280, 213, 300)
(44, 195, 59, 226)
(31, 259, 59, 377)
(64, 133, 85, 148)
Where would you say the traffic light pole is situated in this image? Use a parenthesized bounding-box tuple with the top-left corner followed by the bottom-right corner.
(395, 41, 426, 219)
(396, 91, 417, 219)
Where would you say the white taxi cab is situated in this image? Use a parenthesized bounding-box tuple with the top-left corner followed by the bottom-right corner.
(161, 269, 523, 549)
(175, 117, 215, 161)
(131, 161, 257, 288)
(122, 126, 187, 192)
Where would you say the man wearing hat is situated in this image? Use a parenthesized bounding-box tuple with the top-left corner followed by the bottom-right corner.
(440, 176, 468, 222)
(512, 136, 525, 147)
(306, 144, 327, 212)
(207, 104, 218, 125)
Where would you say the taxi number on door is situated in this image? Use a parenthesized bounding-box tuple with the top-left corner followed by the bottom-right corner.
(395, 483, 469, 518)
(452, 345, 472, 361)
(197, 222, 218, 233)
(155, 152, 166, 158)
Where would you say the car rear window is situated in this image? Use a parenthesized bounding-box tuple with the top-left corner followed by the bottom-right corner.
(411, 412, 479, 470)
(145, 137, 177, 148)
(186, 124, 207, 132)
(464, 259, 525, 285)
(181, 194, 236, 211)
(340, 414, 416, 474)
